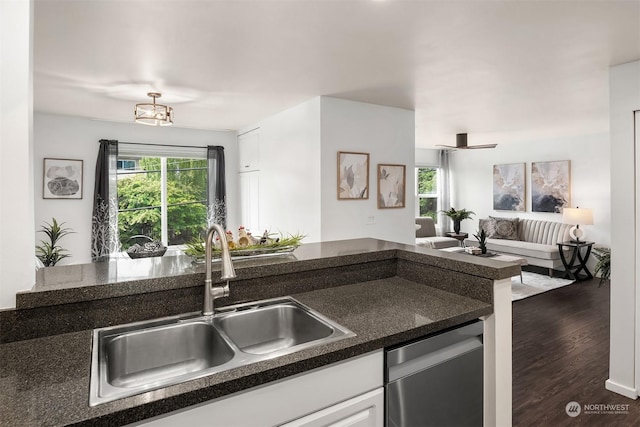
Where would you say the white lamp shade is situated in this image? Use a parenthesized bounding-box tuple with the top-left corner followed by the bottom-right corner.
(562, 208, 594, 225)
(563, 207, 593, 241)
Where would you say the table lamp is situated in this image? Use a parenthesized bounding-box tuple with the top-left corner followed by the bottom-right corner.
(562, 207, 594, 242)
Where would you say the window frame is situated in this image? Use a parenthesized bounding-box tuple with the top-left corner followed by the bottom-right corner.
(116, 151, 208, 250)
(415, 166, 441, 226)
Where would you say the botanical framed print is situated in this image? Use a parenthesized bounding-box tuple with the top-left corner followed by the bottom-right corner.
(43, 158, 83, 199)
(531, 160, 570, 213)
(493, 163, 525, 211)
(337, 151, 369, 200)
(377, 163, 406, 209)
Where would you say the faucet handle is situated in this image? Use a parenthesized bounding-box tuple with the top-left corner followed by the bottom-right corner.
(211, 282, 230, 299)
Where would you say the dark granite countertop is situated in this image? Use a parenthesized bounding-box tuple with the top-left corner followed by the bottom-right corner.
(0, 277, 492, 427)
(18, 238, 519, 309)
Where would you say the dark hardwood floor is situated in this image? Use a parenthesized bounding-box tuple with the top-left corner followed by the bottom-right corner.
(512, 277, 640, 426)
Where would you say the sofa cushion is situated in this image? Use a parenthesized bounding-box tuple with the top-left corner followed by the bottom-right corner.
(487, 216, 519, 240)
(518, 218, 572, 245)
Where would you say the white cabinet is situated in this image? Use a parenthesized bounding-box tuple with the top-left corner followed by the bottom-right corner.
(281, 388, 383, 427)
(238, 128, 260, 172)
(239, 171, 260, 232)
(238, 128, 260, 233)
(134, 350, 383, 427)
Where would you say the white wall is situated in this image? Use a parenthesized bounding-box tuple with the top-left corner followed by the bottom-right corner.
(243, 98, 322, 242)
(607, 60, 640, 399)
(0, 0, 34, 309)
(415, 148, 440, 167)
(320, 97, 415, 245)
(242, 97, 415, 246)
(34, 113, 238, 265)
(450, 134, 611, 249)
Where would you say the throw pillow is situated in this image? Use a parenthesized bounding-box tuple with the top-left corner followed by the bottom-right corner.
(487, 216, 519, 240)
(478, 218, 491, 234)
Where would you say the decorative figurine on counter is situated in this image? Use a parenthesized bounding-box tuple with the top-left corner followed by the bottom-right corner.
(237, 226, 250, 248)
(260, 230, 269, 245)
(246, 230, 260, 246)
(259, 230, 280, 245)
(226, 230, 236, 249)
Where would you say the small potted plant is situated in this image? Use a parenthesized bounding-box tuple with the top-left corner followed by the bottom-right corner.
(35, 218, 73, 267)
(442, 208, 475, 234)
(473, 228, 488, 255)
(592, 247, 610, 287)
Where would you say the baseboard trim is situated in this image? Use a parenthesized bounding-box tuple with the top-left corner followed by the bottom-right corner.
(605, 379, 638, 399)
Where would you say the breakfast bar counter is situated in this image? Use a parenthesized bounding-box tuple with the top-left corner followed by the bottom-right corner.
(0, 238, 517, 426)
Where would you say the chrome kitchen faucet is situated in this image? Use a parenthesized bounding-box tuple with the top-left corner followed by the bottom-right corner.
(203, 224, 236, 316)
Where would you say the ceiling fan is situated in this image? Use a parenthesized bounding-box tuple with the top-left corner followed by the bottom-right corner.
(436, 133, 497, 150)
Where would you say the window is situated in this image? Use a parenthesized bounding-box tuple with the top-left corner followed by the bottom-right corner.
(117, 156, 208, 248)
(416, 167, 439, 222)
(117, 158, 139, 170)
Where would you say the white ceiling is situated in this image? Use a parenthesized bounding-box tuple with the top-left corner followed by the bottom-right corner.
(34, 0, 640, 148)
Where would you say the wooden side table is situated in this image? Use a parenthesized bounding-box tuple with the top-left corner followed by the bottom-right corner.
(445, 232, 469, 247)
(557, 241, 594, 281)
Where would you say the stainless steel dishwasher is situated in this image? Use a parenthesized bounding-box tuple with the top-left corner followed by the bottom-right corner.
(385, 320, 484, 427)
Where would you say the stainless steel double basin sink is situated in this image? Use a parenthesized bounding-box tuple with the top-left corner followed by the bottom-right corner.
(89, 297, 354, 406)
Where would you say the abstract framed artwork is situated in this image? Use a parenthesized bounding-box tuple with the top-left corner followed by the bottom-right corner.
(493, 163, 525, 211)
(43, 158, 83, 199)
(531, 160, 570, 213)
(377, 163, 406, 209)
(337, 151, 369, 200)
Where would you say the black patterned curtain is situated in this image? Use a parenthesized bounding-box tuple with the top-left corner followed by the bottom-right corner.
(91, 139, 119, 261)
(207, 146, 227, 230)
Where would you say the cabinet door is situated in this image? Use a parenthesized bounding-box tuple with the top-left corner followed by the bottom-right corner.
(133, 351, 383, 427)
(239, 171, 260, 232)
(238, 129, 260, 172)
(280, 388, 384, 427)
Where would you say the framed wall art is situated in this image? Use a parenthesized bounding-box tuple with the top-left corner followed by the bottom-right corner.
(377, 163, 406, 209)
(493, 163, 525, 211)
(43, 158, 83, 199)
(531, 160, 570, 213)
(337, 151, 369, 200)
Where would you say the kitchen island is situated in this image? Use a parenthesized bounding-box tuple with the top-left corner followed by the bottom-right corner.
(0, 238, 515, 426)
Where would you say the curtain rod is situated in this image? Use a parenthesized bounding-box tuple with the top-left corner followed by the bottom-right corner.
(100, 140, 211, 150)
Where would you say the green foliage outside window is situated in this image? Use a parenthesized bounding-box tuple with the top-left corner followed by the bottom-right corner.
(418, 168, 437, 194)
(419, 198, 438, 220)
(417, 167, 438, 221)
(117, 157, 208, 247)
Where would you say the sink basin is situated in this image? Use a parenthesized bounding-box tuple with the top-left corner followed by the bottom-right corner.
(105, 321, 234, 388)
(216, 301, 335, 355)
(90, 297, 354, 406)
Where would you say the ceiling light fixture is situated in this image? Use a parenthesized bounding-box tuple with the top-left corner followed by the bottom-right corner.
(436, 133, 497, 150)
(134, 92, 173, 126)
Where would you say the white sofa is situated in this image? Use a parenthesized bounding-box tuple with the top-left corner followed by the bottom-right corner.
(415, 217, 460, 249)
(464, 217, 572, 275)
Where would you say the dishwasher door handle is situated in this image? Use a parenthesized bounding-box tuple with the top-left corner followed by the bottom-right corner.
(387, 337, 483, 382)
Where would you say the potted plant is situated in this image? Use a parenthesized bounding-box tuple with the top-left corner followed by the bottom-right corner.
(473, 228, 488, 255)
(442, 208, 475, 234)
(592, 247, 610, 287)
(35, 218, 73, 267)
